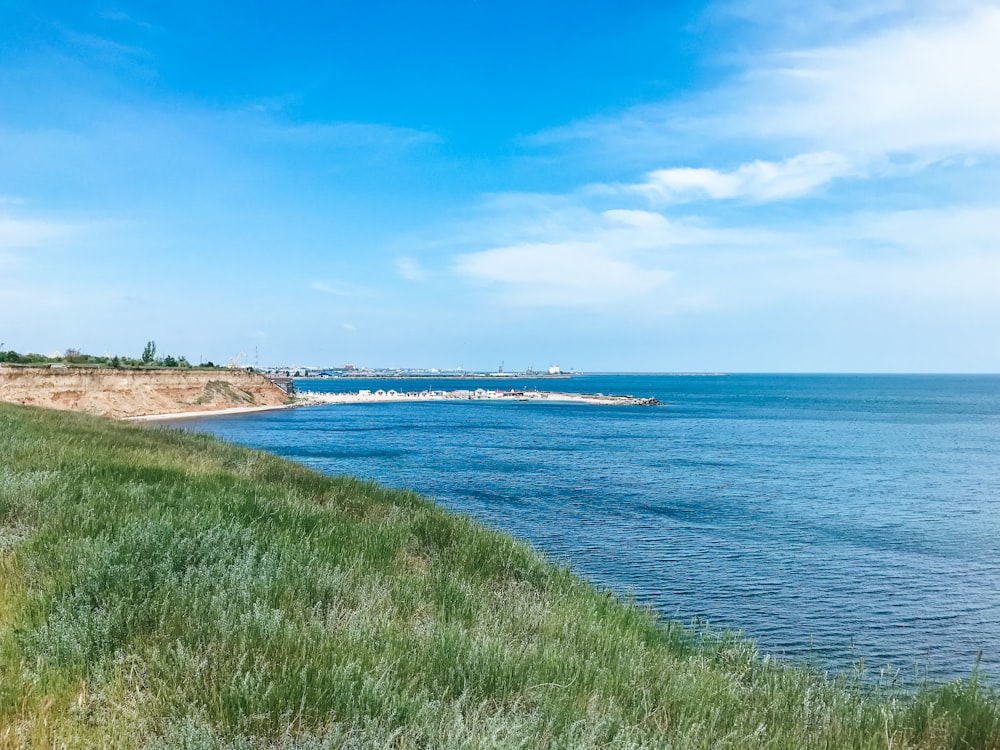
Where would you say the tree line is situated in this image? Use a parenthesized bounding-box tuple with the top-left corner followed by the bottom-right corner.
(0, 341, 219, 369)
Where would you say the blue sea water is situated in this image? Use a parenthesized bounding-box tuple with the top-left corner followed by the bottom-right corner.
(175, 374, 1000, 683)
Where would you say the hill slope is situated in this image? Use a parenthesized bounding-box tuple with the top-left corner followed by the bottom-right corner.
(0, 404, 997, 748)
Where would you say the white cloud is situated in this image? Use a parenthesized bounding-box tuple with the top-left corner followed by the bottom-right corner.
(745, 5, 1000, 154)
(695, 203, 1000, 306)
(395, 256, 428, 281)
(450, 171, 1000, 317)
(531, 4, 1000, 167)
(450, 208, 712, 308)
(309, 280, 376, 297)
(852, 206, 1000, 252)
(704, 0, 983, 46)
(454, 241, 672, 307)
(342, 323, 357, 332)
(495, 3, 1000, 328)
(99, 10, 157, 30)
(625, 151, 858, 203)
(0, 215, 79, 249)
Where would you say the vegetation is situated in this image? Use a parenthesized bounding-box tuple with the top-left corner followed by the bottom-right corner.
(1, 404, 998, 749)
(0, 343, 200, 369)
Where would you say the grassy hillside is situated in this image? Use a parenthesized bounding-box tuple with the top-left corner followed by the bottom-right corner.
(1, 404, 997, 749)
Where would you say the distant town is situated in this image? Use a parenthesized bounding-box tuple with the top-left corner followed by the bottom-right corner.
(0, 344, 575, 380)
(257, 364, 575, 379)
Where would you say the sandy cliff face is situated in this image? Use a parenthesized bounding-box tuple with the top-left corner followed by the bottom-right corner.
(0, 367, 289, 419)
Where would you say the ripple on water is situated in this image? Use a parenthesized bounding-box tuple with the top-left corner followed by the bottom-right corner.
(178, 374, 1000, 683)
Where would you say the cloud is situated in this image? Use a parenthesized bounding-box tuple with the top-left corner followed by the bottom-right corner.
(703, 0, 983, 45)
(530, 4, 1000, 166)
(0, 215, 80, 249)
(395, 256, 428, 281)
(451, 208, 692, 308)
(268, 121, 441, 150)
(623, 151, 859, 203)
(342, 323, 357, 332)
(309, 280, 375, 297)
(99, 10, 157, 31)
(452, 6, 1000, 317)
(448, 166, 1000, 319)
(744, 5, 1000, 154)
(55, 23, 152, 63)
(851, 205, 1000, 253)
(704, 203, 1000, 305)
(454, 242, 672, 307)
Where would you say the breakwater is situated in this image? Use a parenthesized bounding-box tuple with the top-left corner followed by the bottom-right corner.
(294, 388, 661, 407)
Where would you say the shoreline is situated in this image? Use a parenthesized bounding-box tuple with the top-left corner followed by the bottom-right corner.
(123, 389, 661, 421)
(7, 404, 995, 747)
(124, 403, 297, 422)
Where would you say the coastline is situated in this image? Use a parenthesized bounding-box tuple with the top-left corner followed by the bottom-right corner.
(5, 402, 996, 748)
(123, 403, 297, 422)
(123, 389, 661, 421)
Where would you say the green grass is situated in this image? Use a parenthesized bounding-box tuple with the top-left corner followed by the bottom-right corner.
(1, 403, 997, 749)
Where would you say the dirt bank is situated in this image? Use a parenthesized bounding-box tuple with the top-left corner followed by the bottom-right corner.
(0, 366, 289, 419)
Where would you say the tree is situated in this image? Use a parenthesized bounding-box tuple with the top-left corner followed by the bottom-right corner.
(141, 341, 156, 364)
(162, 355, 178, 367)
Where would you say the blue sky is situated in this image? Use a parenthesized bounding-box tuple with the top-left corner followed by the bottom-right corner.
(2, 1, 999, 371)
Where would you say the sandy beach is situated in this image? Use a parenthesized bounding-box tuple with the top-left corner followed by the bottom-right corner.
(124, 403, 297, 422)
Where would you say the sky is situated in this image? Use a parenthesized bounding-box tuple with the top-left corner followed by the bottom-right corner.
(2, 1, 999, 372)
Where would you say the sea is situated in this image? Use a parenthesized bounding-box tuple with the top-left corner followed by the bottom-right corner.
(174, 374, 1000, 684)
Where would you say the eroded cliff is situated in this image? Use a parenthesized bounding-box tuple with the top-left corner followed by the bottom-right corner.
(0, 366, 289, 419)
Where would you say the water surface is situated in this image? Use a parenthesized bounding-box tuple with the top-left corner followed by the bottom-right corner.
(177, 374, 1000, 683)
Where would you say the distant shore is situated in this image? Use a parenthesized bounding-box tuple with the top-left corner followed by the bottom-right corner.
(297, 373, 575, 380)
(292, 372, 728, 380)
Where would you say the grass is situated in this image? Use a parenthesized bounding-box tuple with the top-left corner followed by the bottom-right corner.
(0, 403, 998, 749)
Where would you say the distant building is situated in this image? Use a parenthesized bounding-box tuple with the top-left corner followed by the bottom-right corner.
(548, 365, 561, 375)
(344, 363, 357, 372)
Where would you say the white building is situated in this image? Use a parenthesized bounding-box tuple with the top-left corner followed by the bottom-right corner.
(548, 365, 561, 375)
